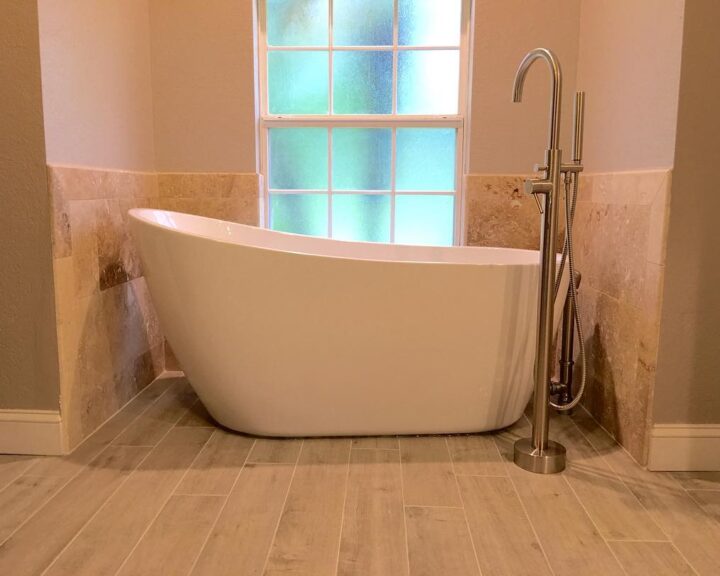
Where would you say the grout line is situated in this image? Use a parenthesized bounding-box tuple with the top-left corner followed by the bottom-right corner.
(491, 419, 557, 576)
(332, 441, 353, 576)
(110, 428, 217, 576)
(257, 439, 304, 575)
(567, 412, 701, 576)
(0, 379, 176, 549)
(184, 436, 258, 576)
(39, 389, 196, 576)
(446, 437, 484, 576)
(397, 438, 412, 576)
(403, 503, 465, 510)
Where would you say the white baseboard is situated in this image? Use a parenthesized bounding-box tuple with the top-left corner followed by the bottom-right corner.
(0, 409, 66, 455)
(648, 424, 720, 471)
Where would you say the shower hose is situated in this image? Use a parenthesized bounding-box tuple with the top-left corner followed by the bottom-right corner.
(549, 171, 586, 411)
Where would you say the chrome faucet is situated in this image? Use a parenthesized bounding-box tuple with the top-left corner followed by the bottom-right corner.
(511, 48, 568, 474)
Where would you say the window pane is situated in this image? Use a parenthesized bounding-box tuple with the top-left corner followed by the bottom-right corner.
(396, 128, 455, 191)
(333, 0, 393, 46)
(268, 51, 329, 114)
(332, 194, 390, 242)
(398, 50, 459, 114)
(269, 128, 328, 189)
(395, 195, 454, 246)
(398, 0, 462, 46)
(333, 128, 391, 190)
(267, 0, 329, 46)
(270, 194, 328, 236)
(333, 51, 392, 114)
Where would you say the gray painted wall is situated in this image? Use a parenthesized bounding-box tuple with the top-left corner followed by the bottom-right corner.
(0, 1, 61, 410)
(654, 0, 720, 424)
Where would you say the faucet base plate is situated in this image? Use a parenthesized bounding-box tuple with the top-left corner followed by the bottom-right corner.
(513, 438, 566, 474)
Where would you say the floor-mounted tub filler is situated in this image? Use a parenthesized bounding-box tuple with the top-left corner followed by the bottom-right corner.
(129, 208, 569, 438)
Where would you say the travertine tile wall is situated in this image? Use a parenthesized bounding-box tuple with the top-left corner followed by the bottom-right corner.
(49, 166, 260, 449)
(465, 171, 670, 465)
(464, 174, 566, 250)
(573, 170, 670, 464)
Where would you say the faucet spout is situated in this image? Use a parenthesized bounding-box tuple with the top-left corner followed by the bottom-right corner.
(512, 48, 563, 151)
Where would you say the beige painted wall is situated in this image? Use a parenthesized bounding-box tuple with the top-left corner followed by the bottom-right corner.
(38, 0, 156, 171)
(468, 0, 581, 174)
(576, 0, 685, 173)
(149, 0, 258, 173)
(653, 0, 720, 425)
(0, 1, 61, 410)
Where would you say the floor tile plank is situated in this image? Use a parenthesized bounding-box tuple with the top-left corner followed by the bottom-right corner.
(553, 415, 666, 540)
(689, 489, 720, 524)
(0, 455, 37, 491)
(248, 438, 303, 464)
(573, 409, 720, 575)
(0, 476, 66, 542)
(112, 379, 196, 446)
(609, 541, 696, 576)
(175, 430, 254, 495)
(405, 506, 480, 576)
(448, 434, 506, 476)
(264, 439, 351, 576)
(0, 445, 149, 576)
(190, 463, 296, 576)
(337, 449, 408, 576)
(116, 495, 224, 576)
(672, 471, 720, 491)
(351, 437, 399, 450)
(459, 475, 552, 576)
(44, 427, 213, 576)
(400, 437, 461, 507)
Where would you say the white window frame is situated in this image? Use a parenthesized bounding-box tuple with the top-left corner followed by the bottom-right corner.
(256, 0, 473, 245)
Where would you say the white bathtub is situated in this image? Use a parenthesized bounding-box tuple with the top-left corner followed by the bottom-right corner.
(129, 209, 567, 437)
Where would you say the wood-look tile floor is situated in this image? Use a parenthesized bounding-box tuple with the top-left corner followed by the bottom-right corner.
(1, 373, 719, 576)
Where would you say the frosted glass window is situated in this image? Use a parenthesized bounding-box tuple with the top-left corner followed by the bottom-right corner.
(267, 0, 329, 46)
(269, 128, 328, 190)
(333, 195, 390, 242)
(396, 128, 456, 191)
(333, 52, 393, 115)
(268, 51, 329, 114)
(395, 195, 454, 246)
(270, 194, 328, 236)
(333, 128, 391, 190)
(333, 0, 393, 46)
(262, 1, 467, 246)
(398, 0, 462, 46)
(398, 51, 460, 115)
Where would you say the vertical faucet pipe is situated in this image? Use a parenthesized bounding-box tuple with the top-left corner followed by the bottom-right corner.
(511, 48, 565, 469)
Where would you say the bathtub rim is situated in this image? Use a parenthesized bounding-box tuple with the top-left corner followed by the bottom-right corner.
(129, 208, 544, 267)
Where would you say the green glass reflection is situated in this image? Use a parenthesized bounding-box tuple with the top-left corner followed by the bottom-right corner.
(398, 0, 461, 46)
(332, 194, 390, 242)
(398, 50, 459, 114)
(270, 194, 328, 236)
(333, 0, 393, 46)
(332, 128, 391, 190)
(395, 195, 454, 246)
(396, 128, 456, 191)
(268, 51, 329, 114)
(269, 128, 328, 190)
(333, 51, 392, 114)
(267, 0, 329, 46)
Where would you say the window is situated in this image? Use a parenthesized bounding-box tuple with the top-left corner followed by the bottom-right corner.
(258, 0, 470, 245)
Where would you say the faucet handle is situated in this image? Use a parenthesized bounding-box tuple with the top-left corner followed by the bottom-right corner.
(523, 178, 551, 214)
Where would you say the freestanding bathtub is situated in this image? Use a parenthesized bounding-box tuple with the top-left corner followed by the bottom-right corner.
(129, 209, 568, 437)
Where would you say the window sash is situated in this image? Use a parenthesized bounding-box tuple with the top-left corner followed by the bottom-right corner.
(256, 0, 472, 245)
